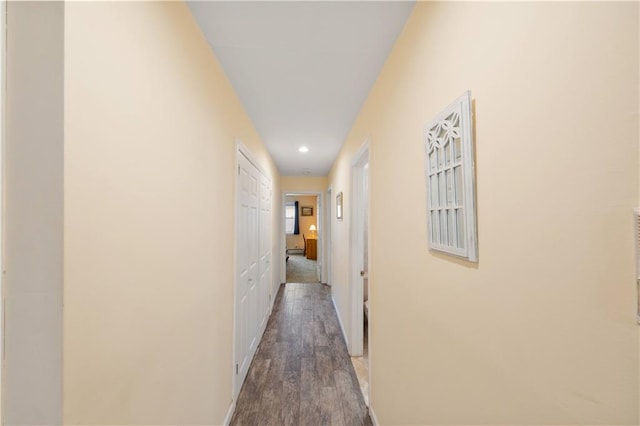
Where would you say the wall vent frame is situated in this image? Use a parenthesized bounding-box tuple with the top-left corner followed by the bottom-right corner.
(424, 91, 478, 262)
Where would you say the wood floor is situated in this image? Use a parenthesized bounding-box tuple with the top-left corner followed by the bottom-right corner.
(230, 283, 372, 426)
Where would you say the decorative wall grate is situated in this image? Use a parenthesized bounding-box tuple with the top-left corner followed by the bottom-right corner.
(635, 209, 640, 280)
(634, 209, 640, 324)
(424, 92, 478, 261)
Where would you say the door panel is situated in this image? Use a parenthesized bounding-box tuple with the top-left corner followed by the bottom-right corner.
(236, 166, 249, 377)
(248, 172, 258, 352)
(259, 175, 272, 329)
(235, 151, 272, 398)
(236, 153, 260, 390)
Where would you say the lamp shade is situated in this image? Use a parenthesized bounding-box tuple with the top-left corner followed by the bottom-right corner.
(309, 224, 317, 232)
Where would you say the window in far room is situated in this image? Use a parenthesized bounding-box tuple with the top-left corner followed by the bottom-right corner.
(285, 203, 296, 234)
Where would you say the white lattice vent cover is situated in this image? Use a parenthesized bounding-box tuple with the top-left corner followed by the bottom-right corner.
(635, 209, 640, 280)
(635, 209, 640, 324)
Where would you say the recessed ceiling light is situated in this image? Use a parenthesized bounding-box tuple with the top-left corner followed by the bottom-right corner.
(298, 146, 309, 153)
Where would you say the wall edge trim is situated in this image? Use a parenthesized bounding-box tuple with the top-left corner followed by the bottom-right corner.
(223, 399, 236, 426)
(332, 294, 349, 349)
(369, 404, 379, 426)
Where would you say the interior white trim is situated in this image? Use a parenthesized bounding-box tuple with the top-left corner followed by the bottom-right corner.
(0, 1, 6, 420)
(351, 139, 370, 167)
(349, 139, 370, 356)
(369, 405, 380, 426)
(366, 274, 372, 409)
(325, 185, 332, 286)
(231, 141, 242, 401)
(236, 139, 267, 177)
(332, 294, 349, 349)
(223, 399, 236, 426)
(280, 192, 286, 285)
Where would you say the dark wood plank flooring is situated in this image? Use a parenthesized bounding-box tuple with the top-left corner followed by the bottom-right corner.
(230, 283, 372, 426)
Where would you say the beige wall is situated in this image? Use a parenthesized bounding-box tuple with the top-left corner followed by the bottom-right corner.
(64, 2, 279, 424)
(329, 2, 639, 424)
(327, 158, 354, 342)
(285, 195, 317, 250)
(280, 175, 328, 193)
(4, 2, 64, 424)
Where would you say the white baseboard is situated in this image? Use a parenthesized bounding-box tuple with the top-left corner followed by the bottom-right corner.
(331, 295, 349, 348)
(369, 404, 379, 426)
(223, 399, 236, 426)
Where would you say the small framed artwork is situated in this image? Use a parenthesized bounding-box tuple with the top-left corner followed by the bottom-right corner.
(336, 192, 343, 221)
(301, 206, 313, 216)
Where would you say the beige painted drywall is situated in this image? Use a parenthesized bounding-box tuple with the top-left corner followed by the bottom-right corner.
(285, 195, 317, 250)
(329, 2, 639, 424)
(4, 2, 64, 424)
(64, 2, 279, 424)
(280, 176, 328, 193)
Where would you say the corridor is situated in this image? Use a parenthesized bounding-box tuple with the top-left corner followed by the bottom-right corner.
(5, 1, 637, 424)
(230, 283, 371, 426)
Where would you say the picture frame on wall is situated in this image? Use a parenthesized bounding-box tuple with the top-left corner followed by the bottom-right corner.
(336, 192, 343, 221)
(301, 206, 313, 216)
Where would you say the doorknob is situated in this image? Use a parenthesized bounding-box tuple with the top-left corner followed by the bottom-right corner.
(360, 270, 365, 277)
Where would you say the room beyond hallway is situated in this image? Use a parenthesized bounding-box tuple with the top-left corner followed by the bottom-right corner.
(286, 254, 320, 283)
(230, 283, 371, 426)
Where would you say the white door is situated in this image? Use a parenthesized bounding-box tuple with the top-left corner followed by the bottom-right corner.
(236, 152, 260, 392)
(259, 174, 272, 330)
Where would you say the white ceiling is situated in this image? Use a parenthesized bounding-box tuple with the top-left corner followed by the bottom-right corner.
(187, 1, 415, 176)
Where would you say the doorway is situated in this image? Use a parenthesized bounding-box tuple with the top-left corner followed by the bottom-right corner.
(325, 186, 332, 286)
(284, 193, 321, 283)
(349, 141, 370, 405)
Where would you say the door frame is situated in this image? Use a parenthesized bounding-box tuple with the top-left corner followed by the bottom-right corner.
(280, 190, 325, 284)
(349, 140, 370, 357)
(1, 1, 7, 419)
(325, 185, 332, 286)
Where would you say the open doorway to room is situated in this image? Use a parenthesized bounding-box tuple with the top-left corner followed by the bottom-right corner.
(350, 143, 370, 406)
(284, 193, 320, 283)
